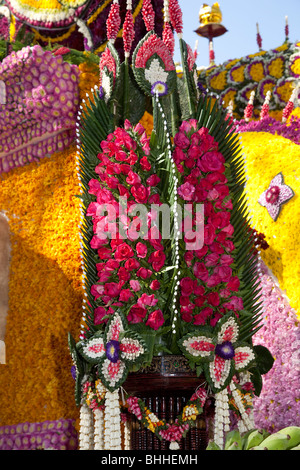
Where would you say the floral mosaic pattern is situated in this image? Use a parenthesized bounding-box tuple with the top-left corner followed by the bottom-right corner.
(0, 45, 79, 173)
(198, 41, 300, 118)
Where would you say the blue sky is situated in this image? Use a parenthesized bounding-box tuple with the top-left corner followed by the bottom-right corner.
(174, 0, 300, 67)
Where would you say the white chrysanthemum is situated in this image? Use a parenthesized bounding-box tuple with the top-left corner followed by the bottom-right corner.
(145, 58, 168, 85)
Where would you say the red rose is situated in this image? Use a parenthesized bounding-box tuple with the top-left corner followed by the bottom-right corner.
(214, 265, 232, 282)
(129, 280, 141, 291)
(146, 309, 164, 330)
(220, 254, 234, 265)
(91, 284, 104, 299)
(177, 182, 195, 201)
(184, 251, 194, 267)
(194, 295, 205, 307)
(126, 170, 141, 185)
(136, 267, 153, 279)
(119, 289, 134, 302)
(193, 262, 209, 281)
(147, 174, 160, 187)
(193, 307, 213, 325)
(174, 130, 190, 149)
(104, 282, 121, 298)
(97, 247, 112, 260)
(136, 242, 148, 258)
(198, 151, 225, 173)
(115, 242, 134, 261)
(204, 253, 219, 267)
(204, 224, 216, 245)
(140, 156, 151, 171)
(124, 258, 140, 271)
(94, 306, 109, 325)
(148, 250, 166, 272)
(180, 277, 195, 296)
(127, 304, 147, 324)
(206, 274, 222, 287)
(131, 183, 149, 204)
(207, 292, 220, 306)
(180, 308, 193, 323)
(118, 267, 130, 281)
(227, 276, 240, 291)
(150, 280, 161, 290)
(137, 293, 158, 307)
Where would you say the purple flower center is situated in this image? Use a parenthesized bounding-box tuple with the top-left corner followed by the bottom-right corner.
(266, 185, 280, 204)
(215, 341, 235, 360)
(106, 340, 120, 363)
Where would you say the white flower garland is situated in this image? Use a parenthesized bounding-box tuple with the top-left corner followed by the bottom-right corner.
(79, 402, 94, 450)
(153, 91, 180, 336)
(94, 408, 105, 450)
(104, 389, 122, 450)
(213, 387, 230, 449)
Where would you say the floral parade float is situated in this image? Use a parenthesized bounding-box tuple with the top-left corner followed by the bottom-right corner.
(0, 0, 299, 452)
(67, 0, 275, 451)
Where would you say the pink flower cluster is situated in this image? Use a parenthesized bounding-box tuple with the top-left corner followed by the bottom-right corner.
(135, 34, 175, 71)
(86, 120, 166, 330)
(142, 0, 155, 32)
(159, 422, 189, 442)
(126, 396, 143, 420)
(253, 262, 300, 432)
(173, 119, 244, 327)
(106, 1, 121, 42)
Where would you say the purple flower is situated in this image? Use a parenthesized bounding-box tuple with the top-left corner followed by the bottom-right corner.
(151, 81, 168, 97)
(105, 340, 120, 363)
(215, 341, 235, 360)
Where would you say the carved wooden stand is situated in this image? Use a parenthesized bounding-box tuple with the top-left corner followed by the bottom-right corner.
(123, 356, 215, 451)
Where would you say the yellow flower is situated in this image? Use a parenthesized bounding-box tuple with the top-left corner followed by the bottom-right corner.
(248, 62, 265, 82)
(290, 57, 300, 76)
(240, 131, 300, 318)
(268, 57, 285, 79)
(209, 70, 227, 91)
(0, 145, 83, 425)
(182, 404, 198, 421)
(231, 65, 245, 83)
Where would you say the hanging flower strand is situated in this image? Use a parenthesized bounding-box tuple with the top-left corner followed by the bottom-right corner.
(107, 0, 121, 44)
(244, 90, 255, 122)
(163, 0, 175, 56)
(123, 0, 135, 58)
(256, 23, 262, 50)
(282, 86, 298, 122)
(142, 0, 155, 32)
(260, 90, 271, 120)
(169, 0, 183, 38)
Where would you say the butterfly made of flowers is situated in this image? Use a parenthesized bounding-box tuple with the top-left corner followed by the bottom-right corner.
(178, 313, 256, 393)
(78, 312, 146, 392)
(258, 172, 294, 222)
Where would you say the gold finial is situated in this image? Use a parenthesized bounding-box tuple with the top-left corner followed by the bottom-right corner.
(199, 2, 222, 25)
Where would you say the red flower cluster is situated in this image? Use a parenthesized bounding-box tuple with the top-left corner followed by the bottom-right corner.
(173, 119, 244, 327)
(86, 120, 166, 331)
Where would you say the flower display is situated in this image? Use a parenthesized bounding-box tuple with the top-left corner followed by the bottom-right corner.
(0, 45, 79, 174)
(198, 41, 300, 119)
(253, 261, 300, 432)
(83, 119, 168, 334)
(79, 312, 145, 391)
(258, 172, 294, 221)
(172, 120, 244, 328)
(237, 130, 300, 318)
(0, 145, 83, 426)
(126, 386, 207, 447)
(179, 314, 255, 393)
